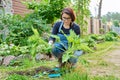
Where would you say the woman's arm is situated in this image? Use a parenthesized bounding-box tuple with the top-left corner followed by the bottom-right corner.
(49, 21, 61, 42)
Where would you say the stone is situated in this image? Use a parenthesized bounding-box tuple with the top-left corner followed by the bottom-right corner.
(2, 55, 15, 66)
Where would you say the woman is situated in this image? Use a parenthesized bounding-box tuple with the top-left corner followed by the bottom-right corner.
(49, 7, 80, 67)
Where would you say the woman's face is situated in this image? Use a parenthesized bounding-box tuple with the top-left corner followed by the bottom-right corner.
(62, 13, 72, 26)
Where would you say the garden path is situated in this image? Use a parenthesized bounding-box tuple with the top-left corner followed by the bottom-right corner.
(91, 45, 120, 78)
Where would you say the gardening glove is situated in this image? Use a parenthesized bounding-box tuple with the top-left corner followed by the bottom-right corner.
(48, 40, 53, 45)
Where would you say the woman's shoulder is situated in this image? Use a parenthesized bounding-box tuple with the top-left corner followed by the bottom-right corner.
(52, 21, 63, 31)
(72, 22, 80, 28)
(54, 21, 63, 26)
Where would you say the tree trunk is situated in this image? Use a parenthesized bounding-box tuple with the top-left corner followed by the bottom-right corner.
(98, 0, 103, 19)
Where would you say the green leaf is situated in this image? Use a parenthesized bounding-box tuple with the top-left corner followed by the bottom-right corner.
(62, 53, 70, 63)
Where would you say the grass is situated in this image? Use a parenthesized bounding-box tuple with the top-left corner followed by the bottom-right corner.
(0, 40, 120, 80)
(76, 40, 120, 79)
(80, 41, 117, 60)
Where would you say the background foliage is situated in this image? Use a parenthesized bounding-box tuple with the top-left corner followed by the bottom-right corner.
(25, 0, 68, 24)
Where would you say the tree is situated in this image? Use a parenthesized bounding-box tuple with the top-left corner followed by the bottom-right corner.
(102, 12, 120, 22)
(113, 20, 119, 27)
(98, 0, 103, 19)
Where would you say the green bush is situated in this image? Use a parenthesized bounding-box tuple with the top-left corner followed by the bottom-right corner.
(0, 42, 29, 56)
(0, 13, 50, 46)
(105, 31, 118, 41)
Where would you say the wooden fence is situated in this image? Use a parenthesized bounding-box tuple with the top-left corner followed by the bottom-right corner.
(86, 17, 110, 35)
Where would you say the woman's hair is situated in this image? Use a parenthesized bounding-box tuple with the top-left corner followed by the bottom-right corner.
(61, 7, 76, 22)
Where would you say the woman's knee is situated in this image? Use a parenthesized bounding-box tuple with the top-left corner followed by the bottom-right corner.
(52, 43, 66, 58)
(52, 47, 63, 58)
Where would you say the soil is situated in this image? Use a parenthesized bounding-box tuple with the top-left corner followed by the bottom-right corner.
(0, 66, 53, 80)
(9, 66, 52, 76)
